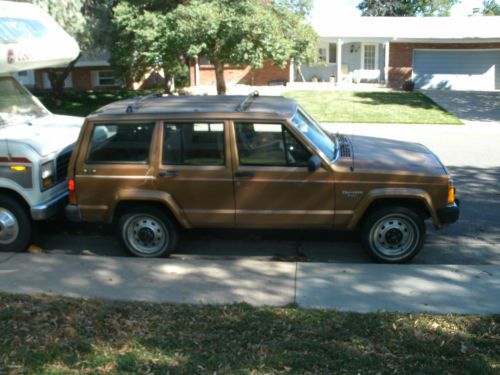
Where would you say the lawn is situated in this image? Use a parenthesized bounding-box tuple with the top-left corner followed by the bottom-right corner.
(285, 90, 463, 124)
(1, 294, 498, 374)
(34, 90, 152, 117)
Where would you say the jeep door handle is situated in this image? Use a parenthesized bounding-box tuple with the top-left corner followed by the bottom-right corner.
(234, 171, 255, 178)
(158, 171, 178, 178)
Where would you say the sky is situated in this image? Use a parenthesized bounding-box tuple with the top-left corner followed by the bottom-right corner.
(311, 0, 487, 26)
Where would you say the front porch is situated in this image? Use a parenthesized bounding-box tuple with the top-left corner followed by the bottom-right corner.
(299, 38, 390, 85)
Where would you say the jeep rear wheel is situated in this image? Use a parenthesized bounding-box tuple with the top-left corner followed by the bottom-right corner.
(118, 207, 178, 258)
(361, 207, 425, 263)
(0, 196, 31, 252)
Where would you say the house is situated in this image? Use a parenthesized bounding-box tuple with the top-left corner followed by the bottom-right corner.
(190, 16, 500, 91)
(23, 16, 500, 92)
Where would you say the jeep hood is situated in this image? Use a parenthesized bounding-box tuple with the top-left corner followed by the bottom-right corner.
(348, 135, 446, 174)
(0, 114, 83, 156)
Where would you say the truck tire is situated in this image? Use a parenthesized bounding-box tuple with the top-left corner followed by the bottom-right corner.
(361, 206, 425, 263)
(0, 196, 32, 252)
(118, 206, 178, 258)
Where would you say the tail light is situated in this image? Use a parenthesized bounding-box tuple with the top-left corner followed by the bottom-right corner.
(68, 178, 77, 204)
(447, 179, 455, 205)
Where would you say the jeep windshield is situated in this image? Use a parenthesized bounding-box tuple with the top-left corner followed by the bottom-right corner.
(290, 108, 335, 161)
(0, 76, 49, 127)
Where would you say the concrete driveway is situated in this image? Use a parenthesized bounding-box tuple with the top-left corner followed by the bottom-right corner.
(422, 90, 500, 123)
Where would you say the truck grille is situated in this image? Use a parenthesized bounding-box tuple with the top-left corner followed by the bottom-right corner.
(55, 150, 71, 183)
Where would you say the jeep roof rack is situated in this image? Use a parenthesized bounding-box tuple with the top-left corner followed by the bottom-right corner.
(235, 91, 259, 112)
(126, 92, 163, 113)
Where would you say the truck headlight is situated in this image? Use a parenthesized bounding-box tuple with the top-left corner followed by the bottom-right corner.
(41, 160, 55, 187)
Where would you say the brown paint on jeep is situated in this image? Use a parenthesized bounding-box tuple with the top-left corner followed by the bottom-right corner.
(66, 95, 454, 233)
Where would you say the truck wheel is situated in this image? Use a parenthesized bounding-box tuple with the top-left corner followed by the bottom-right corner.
(361, 206, 425, 263)
(118, 206, 178, 258)
(0, 196, 32, 252)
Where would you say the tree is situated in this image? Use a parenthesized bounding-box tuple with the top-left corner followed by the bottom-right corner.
(357, 0, 459, 16)
(109, 1, 186, 92)
(482, 0, 500, 15)
(163, 0, 317, 94)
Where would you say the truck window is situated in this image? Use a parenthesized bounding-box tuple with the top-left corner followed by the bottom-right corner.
(0, 76, 48, 126)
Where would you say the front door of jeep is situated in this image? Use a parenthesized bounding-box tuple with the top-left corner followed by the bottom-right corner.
(231, 121, 334, 228)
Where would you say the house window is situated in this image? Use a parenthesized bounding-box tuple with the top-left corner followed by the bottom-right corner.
(328, 43, 337, 64)
(96, 70, 116, 86)
(198, 56, 211, 65)
(17, 71, 28, 77)
(363, 44, 377, 70)
(42, 72, 73, 89)
(318, 48, 326, 63)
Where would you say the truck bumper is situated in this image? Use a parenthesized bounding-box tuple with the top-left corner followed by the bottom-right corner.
(31, 191, 68, 220)
(437, 200, 460, 225)
(65, 204, 82, 222)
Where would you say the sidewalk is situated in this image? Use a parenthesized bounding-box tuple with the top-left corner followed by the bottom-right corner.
(1, 252, 498, 314)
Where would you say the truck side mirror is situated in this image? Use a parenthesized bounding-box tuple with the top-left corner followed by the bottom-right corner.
(308, 155, 322, 172)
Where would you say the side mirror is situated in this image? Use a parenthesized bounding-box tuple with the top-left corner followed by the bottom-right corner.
(308, 155, 322, 172)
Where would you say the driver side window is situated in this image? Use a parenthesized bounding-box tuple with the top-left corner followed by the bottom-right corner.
(235, 122, 311, 166)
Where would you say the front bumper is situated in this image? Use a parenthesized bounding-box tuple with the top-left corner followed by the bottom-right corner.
(31, 191, 68, 220)
(65, 204, 82, 222)
(437, 200, 460, 225)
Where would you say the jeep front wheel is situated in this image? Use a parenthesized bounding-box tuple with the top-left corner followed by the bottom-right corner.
(0, 196, 31, 252)
(118, 207, 178, 258)
(361, 207, 425, 263)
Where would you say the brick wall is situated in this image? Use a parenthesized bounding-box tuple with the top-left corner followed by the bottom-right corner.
(35, 66, 121, 91)
(191, 60, 289, 86)
(389, 42, 500, 89)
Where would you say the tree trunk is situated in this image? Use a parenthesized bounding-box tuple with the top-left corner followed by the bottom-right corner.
(213, 60, 226, 95)
(47, 53, 81, 100)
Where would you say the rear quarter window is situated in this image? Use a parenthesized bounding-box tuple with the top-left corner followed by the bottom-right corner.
(86, 122, 155, 164)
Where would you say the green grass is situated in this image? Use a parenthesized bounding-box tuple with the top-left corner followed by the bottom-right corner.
(34, 90, 155, 117)
(0, 294, 498, 374)
(285, 90, 463, 124)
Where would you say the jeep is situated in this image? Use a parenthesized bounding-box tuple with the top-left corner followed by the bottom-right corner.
(65, 92, 459, 263)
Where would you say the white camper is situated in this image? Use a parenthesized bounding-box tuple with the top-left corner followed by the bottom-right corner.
(0, 1, 84, 252)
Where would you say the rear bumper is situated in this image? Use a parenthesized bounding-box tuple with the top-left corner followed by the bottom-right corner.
(31, 191, 68, 220)
(437, 200, 460, 225)
(65, 204, 82, 222)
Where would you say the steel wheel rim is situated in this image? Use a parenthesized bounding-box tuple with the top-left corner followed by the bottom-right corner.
(124, 214, 168, 255)
(369, 214, 418, 260)
(0, 208, 19, 245)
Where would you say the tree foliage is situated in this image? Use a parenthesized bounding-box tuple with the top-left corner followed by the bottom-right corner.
(161, 0, 317, 94)
(357, 0, 459, 16)
(482, 0, 500, 15)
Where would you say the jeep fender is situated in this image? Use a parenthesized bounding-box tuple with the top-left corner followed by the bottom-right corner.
(347, 187, 439, 230)
(111, 189, 191, 228)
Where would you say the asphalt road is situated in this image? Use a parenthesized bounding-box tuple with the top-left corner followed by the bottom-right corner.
(31, 123, 500, 265)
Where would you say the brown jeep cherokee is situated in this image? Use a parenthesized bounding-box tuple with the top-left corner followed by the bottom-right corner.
(65, 92, 459, 263)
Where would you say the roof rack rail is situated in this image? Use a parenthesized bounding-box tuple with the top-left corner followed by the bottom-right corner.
(235, 91, 259, 112)
(126, 92, 163, 113)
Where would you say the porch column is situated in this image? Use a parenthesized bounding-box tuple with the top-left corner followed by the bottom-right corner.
(194, 57, 200, 86)
(336, 38, 342, 85)
(289, 58, 295, 83)
(384, 41, 390, 87)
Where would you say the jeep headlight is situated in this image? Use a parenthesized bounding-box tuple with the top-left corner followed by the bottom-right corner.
(41, 160, 55, 188)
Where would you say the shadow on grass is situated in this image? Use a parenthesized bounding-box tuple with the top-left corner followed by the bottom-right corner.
(354, 91, 446, 111)
(0, 294, 498, 374)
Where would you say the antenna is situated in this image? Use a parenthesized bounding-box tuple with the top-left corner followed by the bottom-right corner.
(126, 92, 163, 113)
(235, 91, 259, 112)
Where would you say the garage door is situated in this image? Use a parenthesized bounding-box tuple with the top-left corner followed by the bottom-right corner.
(413, 50, 500, 90)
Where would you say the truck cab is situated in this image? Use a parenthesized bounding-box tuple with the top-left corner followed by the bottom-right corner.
(0, 1, 84, 252)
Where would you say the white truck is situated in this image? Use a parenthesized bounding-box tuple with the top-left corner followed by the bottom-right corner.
(0, 1, 83, 252)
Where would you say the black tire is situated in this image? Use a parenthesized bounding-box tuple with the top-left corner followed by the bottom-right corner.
(0, 195, 32, 252)
(361, 206, 426, 263)
(118, 206, 178, 258)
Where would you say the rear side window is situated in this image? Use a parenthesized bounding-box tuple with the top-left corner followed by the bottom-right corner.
(163, 122, 224, 165)
(87, 122, 155, 163)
